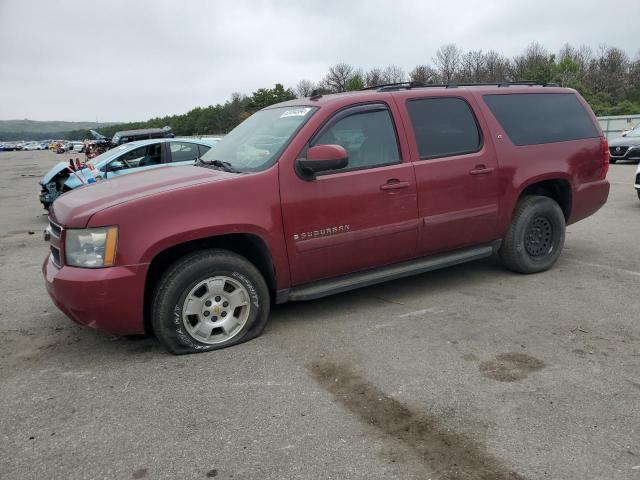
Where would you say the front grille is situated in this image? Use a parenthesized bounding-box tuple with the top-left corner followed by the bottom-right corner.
(609, 146, 628, 157)
(50, 245, 61, 267)
(49, 219, 62, 238)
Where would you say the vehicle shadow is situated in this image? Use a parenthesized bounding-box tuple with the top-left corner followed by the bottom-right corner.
(269, 256, 507, 329)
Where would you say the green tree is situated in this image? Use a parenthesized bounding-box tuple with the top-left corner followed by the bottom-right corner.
(247, 84, 296, 111)
(345, 73, 365, 91)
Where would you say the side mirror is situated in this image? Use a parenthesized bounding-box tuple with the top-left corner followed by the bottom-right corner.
(109, 160, 125, 171)
(621, 132, 628, 137)
(297, 144, 348, 179)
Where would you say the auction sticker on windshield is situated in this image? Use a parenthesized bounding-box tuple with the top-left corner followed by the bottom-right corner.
(280, 108, 312, 118)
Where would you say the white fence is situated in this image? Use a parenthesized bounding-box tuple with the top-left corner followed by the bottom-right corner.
(598, 115, 640, 140)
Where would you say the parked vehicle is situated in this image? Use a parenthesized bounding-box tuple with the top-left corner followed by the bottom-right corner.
(635, 163, 640, 200)
(111, 126, 174, 146)
(43, 82, 609, 354)
(71, 141, 85, 153)
(39, 137, 218, 209)
(23, 142, 43, 151)
(609, 123, 640, 163)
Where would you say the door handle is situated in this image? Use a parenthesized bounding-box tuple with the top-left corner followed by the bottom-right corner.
(469, 165, 494, 175)
(380, 180, 410, 191)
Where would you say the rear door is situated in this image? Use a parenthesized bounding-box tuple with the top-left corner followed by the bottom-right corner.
(280, 102, 419, 285)
(398, 95, 500, 254)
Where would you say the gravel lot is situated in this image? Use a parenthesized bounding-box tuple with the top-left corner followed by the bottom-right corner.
(0, 150, 638, 480)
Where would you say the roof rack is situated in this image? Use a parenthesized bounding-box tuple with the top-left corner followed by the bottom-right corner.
(362, 80, 558, 92)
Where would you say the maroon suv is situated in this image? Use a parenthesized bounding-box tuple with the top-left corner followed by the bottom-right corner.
(43, 83, 610, 354)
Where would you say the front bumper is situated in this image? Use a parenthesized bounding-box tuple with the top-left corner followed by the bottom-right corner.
(43, 255, 148, 336)
(609, 146, 640, 161)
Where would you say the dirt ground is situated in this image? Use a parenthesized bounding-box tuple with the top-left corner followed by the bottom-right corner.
(0, 150, 638, 479)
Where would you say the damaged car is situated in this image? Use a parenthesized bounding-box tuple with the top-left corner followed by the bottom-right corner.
(39, 137, 219, 209)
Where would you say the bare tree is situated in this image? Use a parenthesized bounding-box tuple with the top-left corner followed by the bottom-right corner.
(323, 63, 355, 92)
(433, 44, 463, 83)
(511, 42, 550, 80)
(586, 45, 630, 102)
(380, 65, 406, 84)
(459, 50, 486, 83)
(409, 65, 440, 84)
(364, 68, 384, 87)
(484, 50, 511, 82)
(295, 79, 316, 98)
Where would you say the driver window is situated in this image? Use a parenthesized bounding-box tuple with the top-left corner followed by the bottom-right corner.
(115, 144, 162, 169)
(314, 109, 400, 172)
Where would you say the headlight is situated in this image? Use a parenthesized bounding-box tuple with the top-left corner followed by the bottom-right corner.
(65, 227, 118, 268)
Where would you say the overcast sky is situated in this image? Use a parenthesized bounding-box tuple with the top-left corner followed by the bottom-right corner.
(1, 0, 638, 122)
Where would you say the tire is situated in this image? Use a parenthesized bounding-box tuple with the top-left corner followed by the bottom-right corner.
(151, 249, 270, 354)
(499, 195, 566, 274)
(637, 190, 640, 201)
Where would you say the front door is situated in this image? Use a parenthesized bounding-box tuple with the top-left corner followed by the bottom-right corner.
(105, 143, 164, 179)
(280, 103, 419, 285)
(400, 95, 500, 254)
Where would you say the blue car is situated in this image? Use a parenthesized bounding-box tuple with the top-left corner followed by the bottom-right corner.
(39, 137, 219, 209)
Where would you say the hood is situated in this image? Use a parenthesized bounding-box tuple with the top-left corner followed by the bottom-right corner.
(41, 162, 71, 184)
(609, 135, 640, 147)
(50, 165, 236, 228)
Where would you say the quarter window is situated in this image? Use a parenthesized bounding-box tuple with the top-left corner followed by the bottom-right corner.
(170, 142, 200, 163)
(483, 93, 599, 146)
(407, 97, 481, 159)
(198, 144, 211, 157)
(313, 108, 400, 172)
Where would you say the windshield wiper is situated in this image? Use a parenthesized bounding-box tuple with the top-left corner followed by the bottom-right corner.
(196, 158, 239, 173)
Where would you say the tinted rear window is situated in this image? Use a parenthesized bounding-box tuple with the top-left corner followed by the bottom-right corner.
(483, 93, 599, 146)
(406, 97, 481, 159)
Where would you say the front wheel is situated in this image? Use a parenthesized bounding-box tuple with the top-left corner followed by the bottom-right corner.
(499, 195, 566, 274)
(151, 249, 270, 354)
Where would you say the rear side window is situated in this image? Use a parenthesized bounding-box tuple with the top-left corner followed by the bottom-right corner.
(169, 142, 199, 163)
(406, 97, 481, 159)
(483, 93, 599, 146)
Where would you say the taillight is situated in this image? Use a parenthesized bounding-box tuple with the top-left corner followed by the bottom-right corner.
(601, 137, 609, 179)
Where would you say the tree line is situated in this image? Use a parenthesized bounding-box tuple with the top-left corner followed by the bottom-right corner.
(61, 42, 640, 141)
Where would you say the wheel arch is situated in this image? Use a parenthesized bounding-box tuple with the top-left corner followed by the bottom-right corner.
(516, 176, 572, 221)
(143, 233, 277, 335)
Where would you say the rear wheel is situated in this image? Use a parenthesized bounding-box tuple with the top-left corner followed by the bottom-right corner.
(499, 195, 566, 274)
(151, 249, 270, 354)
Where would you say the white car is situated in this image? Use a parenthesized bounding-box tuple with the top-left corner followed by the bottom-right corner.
(23, 142, 43, 151)
(71, 141, 85, 152)
(635, 163, 640, 200)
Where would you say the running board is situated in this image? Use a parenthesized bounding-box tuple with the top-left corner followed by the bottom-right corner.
(277, 241, 500, 303)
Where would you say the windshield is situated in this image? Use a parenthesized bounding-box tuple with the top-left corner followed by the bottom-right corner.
(200, 106, 317, 172)
(627, 124, 640, 137)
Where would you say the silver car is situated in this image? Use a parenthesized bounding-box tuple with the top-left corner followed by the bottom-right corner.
(609, 124, 640, 164)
